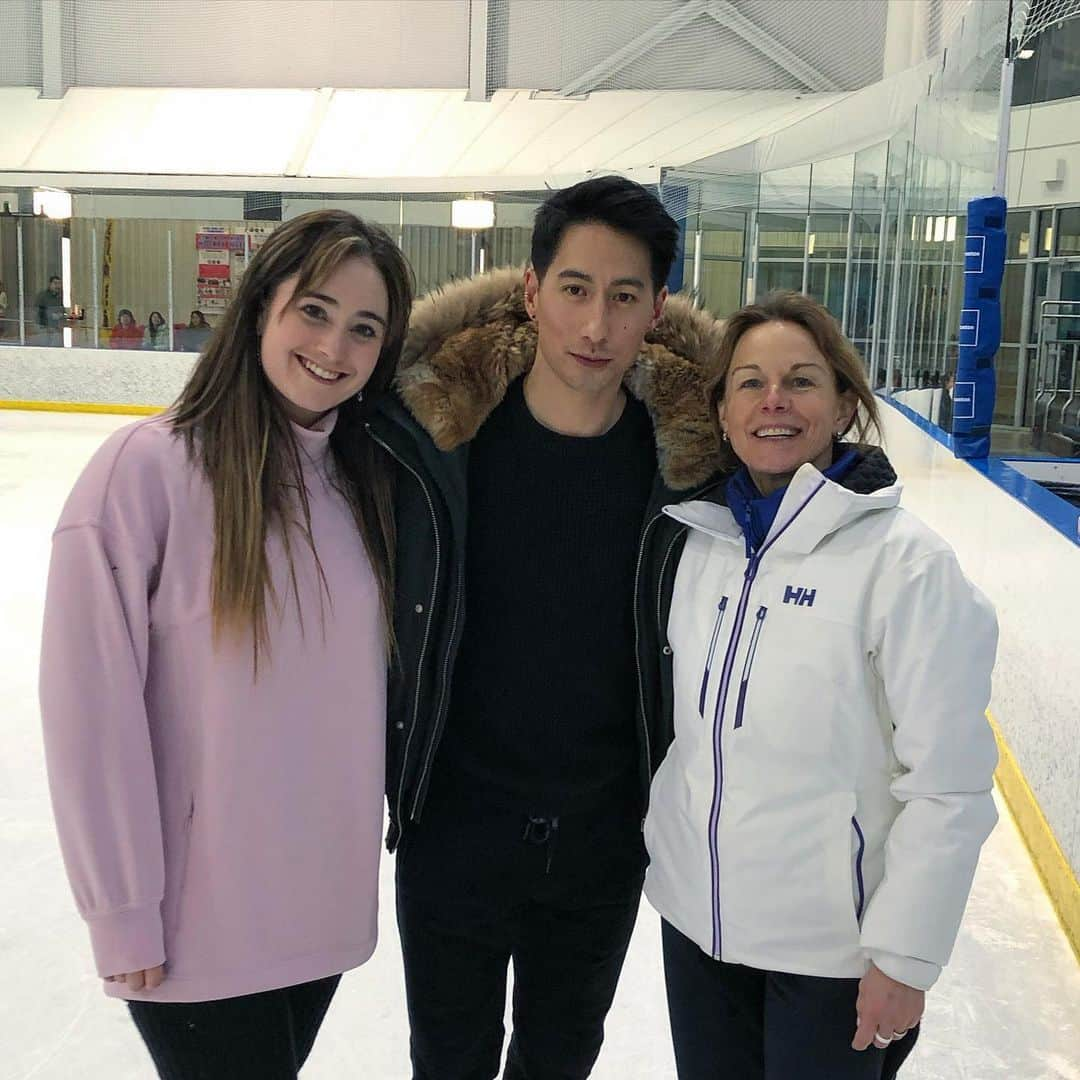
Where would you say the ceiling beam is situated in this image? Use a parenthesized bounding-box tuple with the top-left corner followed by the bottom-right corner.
(704, 0, 841, 92)
(557, 0, 709, 97)
(41, 0, 63, 99)
(466, 0, 490, 102)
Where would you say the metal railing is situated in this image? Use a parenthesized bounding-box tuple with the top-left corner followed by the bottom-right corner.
(1032, 300, 1080, 444)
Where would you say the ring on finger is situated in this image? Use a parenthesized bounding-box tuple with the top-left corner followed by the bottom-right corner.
(872, 1033, 894, 1047)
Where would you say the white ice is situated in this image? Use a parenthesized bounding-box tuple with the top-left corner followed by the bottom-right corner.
(3, 410, 1078, 1079)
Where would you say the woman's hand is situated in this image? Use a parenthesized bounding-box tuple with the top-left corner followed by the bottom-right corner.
(852, 962, 923, 1050)
(105, 965, 165, 991)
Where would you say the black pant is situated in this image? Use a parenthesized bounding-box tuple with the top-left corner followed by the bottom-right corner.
(396, 784, 646, 1080)
(662, 920, 919, 1080)
(127, 974, 341, 1080)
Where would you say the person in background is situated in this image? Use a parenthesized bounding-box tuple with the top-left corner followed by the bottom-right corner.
(109, 308, 143, 349)
(638, 291, 999, 1080)
(938, 372, 955, 432)
(143, 310, 171, 351)
(35, 275, 65, 345)
(39, 210, 413, 1080)
(179, 309, 213, 353)
(0, 279, 8, 339)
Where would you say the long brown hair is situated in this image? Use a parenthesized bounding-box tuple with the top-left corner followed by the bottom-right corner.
(705, 290, 881, 471)
(171, 210, 414, 668)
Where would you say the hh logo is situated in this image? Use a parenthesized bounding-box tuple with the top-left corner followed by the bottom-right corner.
(783, 585, 816, 608)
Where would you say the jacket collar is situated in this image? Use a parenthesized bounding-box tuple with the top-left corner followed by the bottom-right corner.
(663, 447, 901, 554)
(390, 266, 724, 490)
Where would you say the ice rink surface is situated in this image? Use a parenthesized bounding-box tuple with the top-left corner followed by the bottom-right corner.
(3, 410, 1078, 1079)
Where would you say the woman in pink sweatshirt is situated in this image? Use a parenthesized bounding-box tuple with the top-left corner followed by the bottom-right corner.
(39, 210, 413, 1078)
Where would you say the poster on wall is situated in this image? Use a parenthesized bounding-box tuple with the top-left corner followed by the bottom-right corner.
(194, 223, 277, 317)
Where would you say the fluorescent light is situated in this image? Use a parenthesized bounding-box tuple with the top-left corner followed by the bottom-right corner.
(934, 215, 946, 242)
(33, 188, 72, 220)
(925, 216, 934, 242)
(479, 246, 486, 273)
(452, 199, 495, 230)
(946, 216, 957, 243)
(1017, 47, 1034, 59)
(1044, 226, 1054, 253)
(807, 233, 816, 256)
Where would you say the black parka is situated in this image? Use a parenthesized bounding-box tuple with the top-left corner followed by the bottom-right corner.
(366, 268, 724, 850)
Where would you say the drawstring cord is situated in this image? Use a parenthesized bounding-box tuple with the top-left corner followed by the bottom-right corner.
(522, 815, 560, 874)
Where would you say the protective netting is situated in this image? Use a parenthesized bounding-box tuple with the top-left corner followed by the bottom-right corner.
(58, 0, 468, 89)
(1013, 0, 1080, 48)
(0, 0, 41, 87)
(2, 0, 978, 96)
(489, 0, 966, 95)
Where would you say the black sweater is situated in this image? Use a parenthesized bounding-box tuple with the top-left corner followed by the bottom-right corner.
(437, 377, 657, 814)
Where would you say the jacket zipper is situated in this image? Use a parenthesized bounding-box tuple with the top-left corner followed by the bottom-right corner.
(732, 605, 767, 729)
(365, 426, 441, 831)
(704, 478, 825, 959)
(633, 486, 713, 822)
(698, 596, 729, 717)
(852, 815, 866, 921)
(413, 571, 463, 819)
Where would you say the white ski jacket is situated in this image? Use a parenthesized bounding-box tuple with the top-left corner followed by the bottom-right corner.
(643, 460, 999, 991)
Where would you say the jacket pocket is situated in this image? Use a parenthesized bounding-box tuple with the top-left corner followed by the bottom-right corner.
(733, 605, 768, 729)
(698, 596, 729, 717)
(851, 816, 867, 921)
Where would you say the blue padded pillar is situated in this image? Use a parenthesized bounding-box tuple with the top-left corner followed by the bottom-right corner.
(953, 195, 1005, 459)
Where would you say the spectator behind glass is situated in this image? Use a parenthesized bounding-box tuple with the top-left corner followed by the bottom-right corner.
(110, 309, 143, 350)
(938, 372, 955, 432)
(35, 275, 65, 345)
(179, 310, 213, 353)
(0, 279, 8, 338)
(143, 310, 170, 351)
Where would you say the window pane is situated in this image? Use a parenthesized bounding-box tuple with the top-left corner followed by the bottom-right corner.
(1001, 263, 1026, 343)
(1038, 209, 1054, 256)
(698, 260, 744, 318)
(760, 165, 811, 211)
(1006, 210, 1031, 259)
(1055, 207, 1080, 257)
(699, 210, 745, 258)
(851, 213, 881, 261)
(994, 346, 1020, 425)
(1030, 262, 1049, 339)
(807, 262, 845, 320)
(847, 262, 878, 339)
(757, 214, 805, 259)
(757, 262, 803, 295)
(808, 213, 848, 259)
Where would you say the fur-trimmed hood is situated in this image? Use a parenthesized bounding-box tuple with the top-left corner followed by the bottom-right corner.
(394, 266, 724, 490)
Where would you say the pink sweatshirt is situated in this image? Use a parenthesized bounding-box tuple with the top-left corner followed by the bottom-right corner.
(39, 412, 386, 1003)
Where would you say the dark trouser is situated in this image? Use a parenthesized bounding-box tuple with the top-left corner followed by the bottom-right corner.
(127, 974, 341, 1080)
(396, 784, 646, 1080)
(662, 920, 919, 1080)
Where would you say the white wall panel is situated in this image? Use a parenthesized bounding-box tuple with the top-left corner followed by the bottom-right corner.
(880, 403, 1080, 875)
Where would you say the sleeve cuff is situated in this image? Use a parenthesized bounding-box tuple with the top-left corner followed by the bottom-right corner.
(866, 948, 941, 991)
(86, 902, 165, 978)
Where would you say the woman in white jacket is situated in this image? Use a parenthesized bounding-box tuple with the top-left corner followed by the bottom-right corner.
(641, 291, 998, 1079)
